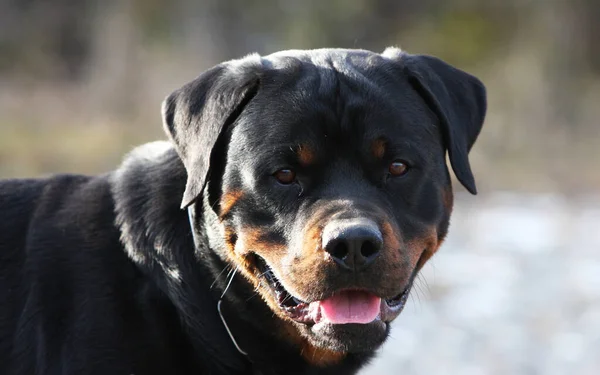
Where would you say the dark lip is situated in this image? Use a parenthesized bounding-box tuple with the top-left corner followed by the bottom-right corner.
(255, 256, 415, 324)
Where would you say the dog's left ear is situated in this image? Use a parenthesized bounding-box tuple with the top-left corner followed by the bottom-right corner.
(162, 58, 261, 208)
(385, 49, 487, 194)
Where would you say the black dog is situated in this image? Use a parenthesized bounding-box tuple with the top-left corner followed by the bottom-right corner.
(0, 47, 486, 375)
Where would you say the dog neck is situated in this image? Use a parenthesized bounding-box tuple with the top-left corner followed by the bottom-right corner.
(112, 144, 253, 374)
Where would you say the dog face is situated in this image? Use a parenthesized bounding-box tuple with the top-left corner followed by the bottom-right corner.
(162, 48, 486, 358)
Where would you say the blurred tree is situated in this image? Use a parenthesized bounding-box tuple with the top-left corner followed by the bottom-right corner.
(0, 0, 92, 80)
(0, 0, 598, 190)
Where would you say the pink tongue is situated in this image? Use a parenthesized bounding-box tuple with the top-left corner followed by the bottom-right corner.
(318, 291, 381, 324)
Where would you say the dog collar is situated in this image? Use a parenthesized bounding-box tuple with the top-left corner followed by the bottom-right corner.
(217, 269, 249, 356)
(187, 206, 249, 357)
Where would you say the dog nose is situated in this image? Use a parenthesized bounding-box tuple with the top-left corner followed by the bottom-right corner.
(322, 219, 383, 271)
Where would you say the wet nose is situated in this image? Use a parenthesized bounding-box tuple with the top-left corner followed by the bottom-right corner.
(322, 218, 383, 271)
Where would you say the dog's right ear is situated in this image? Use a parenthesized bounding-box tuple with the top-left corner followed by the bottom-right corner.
(162, 59, 261, 208)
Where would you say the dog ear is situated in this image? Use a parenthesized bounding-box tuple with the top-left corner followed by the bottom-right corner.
(388, 50, 487, 194)
(162, 60, 261, 208)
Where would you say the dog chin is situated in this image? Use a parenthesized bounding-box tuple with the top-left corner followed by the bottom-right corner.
(297, 320, 389, 353)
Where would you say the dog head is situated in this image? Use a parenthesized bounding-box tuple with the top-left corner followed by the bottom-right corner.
(162, 48, 486, 359)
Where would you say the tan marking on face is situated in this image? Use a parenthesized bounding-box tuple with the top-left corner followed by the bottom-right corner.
(297, 144, 316, 166)
(222, 226, 257, 285)
(235, 227, 286, 257)
(219, 190, 244, 219)
(303, 221, 324, 254)
(406, 226, 440, 272)
(223, 226, 345, 364)
(292, 222, 329, 285)
(371, 138, 387, 159)
(223, 226, 238, 253)
(223, 225, 290, 317)
(380, 220, 402, 256)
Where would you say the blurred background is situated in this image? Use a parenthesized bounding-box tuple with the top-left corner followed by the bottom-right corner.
(1, 0, 598, 373)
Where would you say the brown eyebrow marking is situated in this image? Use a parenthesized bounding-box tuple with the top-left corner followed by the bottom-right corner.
(371, 137, 387, 159)
(297, 144, 316, 166)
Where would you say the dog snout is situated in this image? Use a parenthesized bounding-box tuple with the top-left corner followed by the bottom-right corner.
(322, 218, 383, 271)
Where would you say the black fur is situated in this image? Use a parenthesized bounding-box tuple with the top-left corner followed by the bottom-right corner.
(0, 48, 486, 375)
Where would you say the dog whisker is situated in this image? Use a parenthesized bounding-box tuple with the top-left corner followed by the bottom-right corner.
(210, 264, 233, 290)
(245, 291, 260, 302)
(417, 273, 431, 295)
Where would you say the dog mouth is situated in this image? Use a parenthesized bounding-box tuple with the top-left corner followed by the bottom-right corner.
(256, 257, 413, 325)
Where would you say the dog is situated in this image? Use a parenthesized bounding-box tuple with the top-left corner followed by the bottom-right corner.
(0, 47, 486, 374)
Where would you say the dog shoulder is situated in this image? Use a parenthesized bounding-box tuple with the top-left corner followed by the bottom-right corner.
(110, 141, 185, 201)
(110, 140, 186, 225)
(110, 141, 189, 263)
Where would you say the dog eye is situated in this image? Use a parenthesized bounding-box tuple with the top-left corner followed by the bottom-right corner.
(273, 169, 297, 185)
(389, 160, 410, 177)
